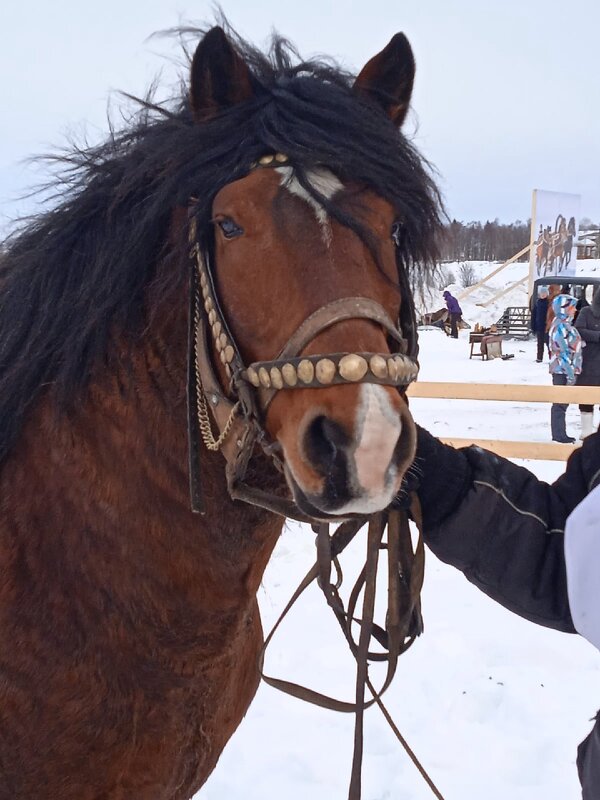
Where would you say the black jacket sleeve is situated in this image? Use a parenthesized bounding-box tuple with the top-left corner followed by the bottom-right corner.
(413, 426, 600, 633)
(576, 307, 600, 343)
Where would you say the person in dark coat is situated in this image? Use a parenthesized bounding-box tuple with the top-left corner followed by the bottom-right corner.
(575, 288, 600, 439)
(403, 425, 600, 799)
(531, 287, 549, 362)
(442, 290, 462, 339)
(574, 286, 590, 323)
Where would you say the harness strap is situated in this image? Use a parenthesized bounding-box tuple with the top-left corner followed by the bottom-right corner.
(276, 296, 407, 360)
(259, 499, 445, 800)
(187, 262, 204, 513)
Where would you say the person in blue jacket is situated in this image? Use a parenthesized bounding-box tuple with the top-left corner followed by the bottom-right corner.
(403, 424, 600, 798)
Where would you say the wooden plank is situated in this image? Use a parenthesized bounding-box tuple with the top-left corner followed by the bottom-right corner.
(407, 381, 600, 404)
(528, 189, 538, 297)
(479, 276, 528, 308)
(457, 243, 531, 301)
(439, 437, 577, 461)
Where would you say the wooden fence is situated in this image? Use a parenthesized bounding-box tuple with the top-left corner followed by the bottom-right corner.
(406, 382, 599, 460)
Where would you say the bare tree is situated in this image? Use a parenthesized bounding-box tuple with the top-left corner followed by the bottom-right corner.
(459, 262, 476, 288)
(432, 266, 455, 290)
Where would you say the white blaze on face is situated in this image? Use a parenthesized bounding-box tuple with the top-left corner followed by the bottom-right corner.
(278, 166, 343, 243)
(337, 384, 402, 515)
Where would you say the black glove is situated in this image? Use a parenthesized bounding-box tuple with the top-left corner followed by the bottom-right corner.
(393, 425, 473, 527)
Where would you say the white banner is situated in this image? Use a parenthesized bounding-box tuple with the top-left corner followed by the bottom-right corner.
(529, 190, 580, 281)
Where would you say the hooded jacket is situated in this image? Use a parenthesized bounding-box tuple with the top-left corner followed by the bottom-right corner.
(548, 295, 582, 381)
(443, 291, 462, 315)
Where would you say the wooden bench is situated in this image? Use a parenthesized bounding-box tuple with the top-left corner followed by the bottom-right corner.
(469, 333, 503, 360)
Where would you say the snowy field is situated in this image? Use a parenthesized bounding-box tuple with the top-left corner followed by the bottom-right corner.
(201, 266, 600, 800)
(424, 257, 600, 330)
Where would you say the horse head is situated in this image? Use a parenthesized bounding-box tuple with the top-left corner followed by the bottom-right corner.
(187, 28, 439, 519)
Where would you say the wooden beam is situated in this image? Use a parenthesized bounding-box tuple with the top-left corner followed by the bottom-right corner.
(527, 190, 538, 297)
(407, 381, 600, 404)
(439, 438, 577, 461)
(479, 276, 528, 308)
(456, 243, 531, 301)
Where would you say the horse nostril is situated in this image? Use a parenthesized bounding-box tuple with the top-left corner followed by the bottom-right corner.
(303, 415, 350, 475)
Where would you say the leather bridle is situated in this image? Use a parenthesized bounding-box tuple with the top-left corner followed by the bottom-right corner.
(186, 153, 420, 520)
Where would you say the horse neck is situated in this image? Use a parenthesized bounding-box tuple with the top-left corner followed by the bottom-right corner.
(5, 262, 284, 623)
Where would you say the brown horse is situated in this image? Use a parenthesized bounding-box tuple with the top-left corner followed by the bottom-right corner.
(0, 24, 441, 799)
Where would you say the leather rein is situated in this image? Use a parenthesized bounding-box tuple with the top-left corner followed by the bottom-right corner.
(186, 154, 445, 800)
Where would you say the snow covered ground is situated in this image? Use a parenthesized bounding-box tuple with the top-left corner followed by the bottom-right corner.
(425, 258, 600, 331)
(200, 280, 600, 800)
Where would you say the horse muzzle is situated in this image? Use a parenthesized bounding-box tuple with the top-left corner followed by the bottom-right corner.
(281, 384, 415, 518)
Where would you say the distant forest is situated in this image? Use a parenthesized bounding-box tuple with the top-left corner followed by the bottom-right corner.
(441, 219, 530, 263)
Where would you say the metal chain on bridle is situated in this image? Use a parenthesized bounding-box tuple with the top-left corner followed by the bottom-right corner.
(186, 153, 445, 800)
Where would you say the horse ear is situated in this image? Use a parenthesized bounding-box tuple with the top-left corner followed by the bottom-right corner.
(353, 33, 415, 127)
(190, 27, 255, 122)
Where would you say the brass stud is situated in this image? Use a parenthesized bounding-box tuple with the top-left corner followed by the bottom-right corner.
(200, 273, 207, 288)
(219, 333, 228, 349)
(215, 337, 223, 353)
(247, 367, 260, 387)
(282, 363, 298, 386)
(393, 355, 409, 381)
(220, 350, 227, 364)
(212, 321, 222, 339)
(297, 359, 315, 384)
(270, 367, 283, 389)
(208, 309, 217, 325)
(225, 363, 232, 379)
(224, 345, 235, 363)
(338, 354, 368, 382)
(259, 154, 274, 165)
(202, 285, 209, 301)
(258, 367, 271, 388)
(204, 298, 213, 314)
(275, 153, 288, 163)
(316, 358, 336, 384)
(369, 355, 389, 380)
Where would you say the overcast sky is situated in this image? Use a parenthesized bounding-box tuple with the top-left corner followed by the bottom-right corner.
(1, 0, 599, 231)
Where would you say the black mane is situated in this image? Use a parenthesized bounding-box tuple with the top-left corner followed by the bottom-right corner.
(0, 23, 443, 461)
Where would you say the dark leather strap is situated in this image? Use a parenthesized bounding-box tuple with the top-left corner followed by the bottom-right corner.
(187, 264, 204, 513)
(258, 500, 445, 800)
(275, 297, 406, 360)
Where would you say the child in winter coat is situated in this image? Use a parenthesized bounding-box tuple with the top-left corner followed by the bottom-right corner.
(548, 294, 582, 443)
(545, 283, 561, 334)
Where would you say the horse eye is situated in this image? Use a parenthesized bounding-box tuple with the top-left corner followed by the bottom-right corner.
(217, 218, 244, 239)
